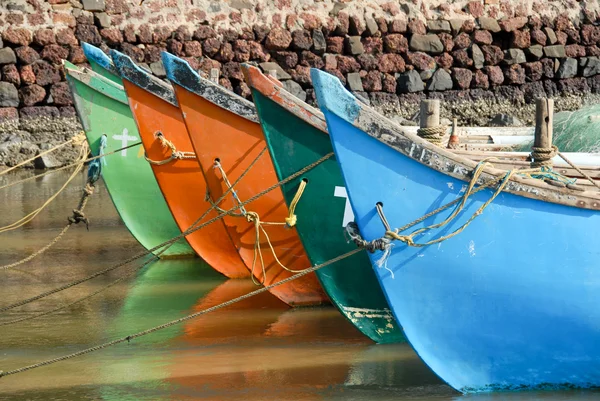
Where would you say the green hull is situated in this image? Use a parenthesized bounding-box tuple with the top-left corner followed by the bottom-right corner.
(252, 90, 405, 343)
(66, 63, 193, 258)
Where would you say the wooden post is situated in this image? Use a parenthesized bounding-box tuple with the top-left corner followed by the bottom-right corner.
(210, 68, 219, 84)
(420, 99, 440, 128)
(447, 118, 460, 149)
(268, 69, 277, 79)
(531, 98, 554, 168)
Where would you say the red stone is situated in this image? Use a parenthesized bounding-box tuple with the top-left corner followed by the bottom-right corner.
(473, 69, 489, 88)
(436, 52, 453, 69)
(49, 82, 72, 106)
(454, 33, 471, 49)
(2, 65, 20, 86)
(555, 14, 573, 31)
(383, 34, 408, 53)
(349, 15, 365, 36)
(274, 51, 298, 68)
(197, 58, 221, 76)
(56, 28, 78, 46)
(20, 65, 36, 86)
(248, 41, 270, 62)
(291, 29, 313, 50)
(524, 61, 543, 81)
(336, 55, 360, 74)
(15, 46, 40, 65)
(265, 28, 292, 50)
(34, 29, 56, 46)
(362, 70, 382, 92)
(166, 39, 184, 57)
(143, 45, 162, 63)
(183, 41, 203, 57)
(382, 2, 401, 16)
(239, 28, 255, 41)
(27, 13, 46, 26)
(19, 84, 46, 106)
(2, 28, 32, 46)
(511, 30, 530, 48)
(137, 25, 153, 44)
(408, 19, 426, 35)
(6, 13, 24, 25)
(408, 52, 436, 71)
(439, 33, 454, 52)
(466, 1, 484, 18)
(326, 36, 344, 54)
(216, 42, 234, 62)
(388, 19, 406, 33)
(202, 38, 222, 57)
(485, 65, 504, 85)
(462, 20, 476, 33)
(120, 43, 144, 63)
(565, 44, 586, 57)
(530, 29, 547, 46)
(100, 28, 123, 46)
(75, 24, 101, 46)
(254, 25, 271, 42)
(452, 49, 473, 67)
(481, 45, 503, 65)
(52, 12, 76, 27)
(540, 58, 554, 78)
(123, 25, 136, 43)
(299, 51, 324, 68)
(220, 28, 239, 42)
(186, 9, 207, 23)
(452, 67, 473, 89)
(499, 17, 528, 32)
(382, 73, 396, 93)
(41, 44, 69, 64)
(378, 53, 405, 73)
(504, 64, 525, 84)
(300, 13, 321, 30)
(222, 61, 243, 81)
(581, 25, 600, 46)
(556, 31, 568, 45)
(153, 26, 171, 43)
(587, 46, 600, 57)
(565, 28, 580, 44)
(290, 65, 311, 85)
(473, 30, 492, 45)
(68, 46, 86, 64)
(357, 54, 378, 71)
(362, 37, 383, 54)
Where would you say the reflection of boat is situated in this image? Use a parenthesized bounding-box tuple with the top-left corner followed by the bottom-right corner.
(66, 45, 193, 258)
(162, 53, 328, 307)
(109, 49, 250, 279)
(312, 68, 600, 393)
(243, 64, 404, 344)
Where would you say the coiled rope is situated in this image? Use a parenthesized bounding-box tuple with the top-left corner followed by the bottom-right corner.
(144, 131, 196, 165)
(417, 125, 447, 146)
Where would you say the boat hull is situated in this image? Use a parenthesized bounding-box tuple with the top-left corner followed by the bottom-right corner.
(313, 69, 600, 392)
(66, 64, 193, 258)
(249, 86, 404, 343)
(110, 51, 250, 278)
(163, 54, 328, 306)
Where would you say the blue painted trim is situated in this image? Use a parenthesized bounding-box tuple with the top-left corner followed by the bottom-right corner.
(110, 49, 177, 106)
(310, 68, 360, 123)
(81, 42, 119, 75)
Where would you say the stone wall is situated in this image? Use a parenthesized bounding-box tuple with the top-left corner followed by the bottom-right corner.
(1, 0, 600, 167)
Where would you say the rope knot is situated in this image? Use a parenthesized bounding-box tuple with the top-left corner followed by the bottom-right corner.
(68, 209, 89, 230)
(284, 215, 297, 227)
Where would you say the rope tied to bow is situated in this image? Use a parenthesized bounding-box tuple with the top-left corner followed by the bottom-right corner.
(417, 125, 447, 146)
(530, 144, 558, 169)
(144, 132, 196, 165)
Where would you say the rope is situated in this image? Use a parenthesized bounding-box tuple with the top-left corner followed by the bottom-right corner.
(0, 248, 361, 379)
(0, 141, 142, 191)
(417, 125, 447, 146)
(0, 132, 86, 176)
(530, 145, 557, 169)
(0, 150, 334, 313)
(212, 155, 313, 285)
(144, 132, 196, 165)
(0, 142, 88, 234)
(557, 151, 600, 191)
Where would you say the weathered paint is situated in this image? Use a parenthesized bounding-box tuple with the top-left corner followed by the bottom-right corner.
(65, 62, 193, 258)
(162, 52, 328, 307)
(243, 65, 405, 343)
(110, 50, 250, 279)
(312, 68, 600, 393)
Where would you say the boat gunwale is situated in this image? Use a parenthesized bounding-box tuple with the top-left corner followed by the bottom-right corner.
(311, 68, 600, 211)
(65, 66, 128, 105)
(161, 52, 259, 123)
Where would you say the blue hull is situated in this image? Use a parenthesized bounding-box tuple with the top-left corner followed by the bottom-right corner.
(311, 69, 600, 393)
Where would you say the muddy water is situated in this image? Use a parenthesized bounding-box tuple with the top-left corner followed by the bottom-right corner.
(0, 170, 598, 401)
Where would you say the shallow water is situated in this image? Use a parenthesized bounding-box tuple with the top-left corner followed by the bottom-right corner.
(0, 170, 598, 400)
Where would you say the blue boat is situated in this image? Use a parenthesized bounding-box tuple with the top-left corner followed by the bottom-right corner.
(310, 68, 600, 393)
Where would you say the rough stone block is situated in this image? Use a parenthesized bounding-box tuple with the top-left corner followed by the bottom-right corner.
(82, 0, 105, 11)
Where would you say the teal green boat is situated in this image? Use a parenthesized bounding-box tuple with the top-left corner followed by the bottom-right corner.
(65, 61, 193, 258)
(242, 65, 405, 343)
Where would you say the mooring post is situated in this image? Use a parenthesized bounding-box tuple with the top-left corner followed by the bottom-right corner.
(420, 99, 440, 129)
(210, 68, 219, 84)
(447, 117, 459, 149)
(531, 98, 554, 169)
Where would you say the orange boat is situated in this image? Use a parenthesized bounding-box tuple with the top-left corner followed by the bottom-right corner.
(111, 50, 249, 279)
(162, 52, 328, 306)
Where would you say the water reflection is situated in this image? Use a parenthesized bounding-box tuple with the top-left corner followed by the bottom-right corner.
(1, 171, 599, 400)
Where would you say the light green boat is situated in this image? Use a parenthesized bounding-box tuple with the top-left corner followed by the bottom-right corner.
(65, 60, 193, 258)
(244, 65, 405, 343)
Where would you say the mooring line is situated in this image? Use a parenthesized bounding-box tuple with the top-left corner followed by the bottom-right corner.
(0, 248, 361, 379)
(0, 151, 334, 313)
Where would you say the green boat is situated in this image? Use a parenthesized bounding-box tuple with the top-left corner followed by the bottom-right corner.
(243, 66, 405, 344)
(65, 60, 193, 258)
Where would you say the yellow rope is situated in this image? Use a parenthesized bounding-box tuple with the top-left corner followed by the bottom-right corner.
(213, 156, 311, 285)
(144, 132, 196, 165)
(0, 142, 88, 234)
(0, 132, 86, 176)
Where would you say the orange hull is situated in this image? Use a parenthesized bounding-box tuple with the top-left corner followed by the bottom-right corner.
(121, 79, 249, 279)
(168, 77, 328, 306)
